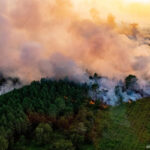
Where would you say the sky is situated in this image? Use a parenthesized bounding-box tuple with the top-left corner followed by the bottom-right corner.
(0, 0, 150, 82)
(71, 0, 150, 27)
(2, 0, 150, 27)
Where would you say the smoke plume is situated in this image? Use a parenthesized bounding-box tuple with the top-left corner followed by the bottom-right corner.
(0, 0, 150, 102)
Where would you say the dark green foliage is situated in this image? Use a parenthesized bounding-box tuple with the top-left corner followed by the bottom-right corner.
(125, 75, 138, 89)
(35, 123, 53, 145)
(0, 79, 94, 150)
(0, 78, 150, 150)
(48, 139, 74, 150)
(0, 136, 8, 150)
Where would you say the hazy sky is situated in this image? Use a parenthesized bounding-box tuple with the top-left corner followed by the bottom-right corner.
(71, 0, 150, 27)
(1, 0, 150, 27)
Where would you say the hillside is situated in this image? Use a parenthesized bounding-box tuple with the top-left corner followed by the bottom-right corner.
(0, 78, 150, 150)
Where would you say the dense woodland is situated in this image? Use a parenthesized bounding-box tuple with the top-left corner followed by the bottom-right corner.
(0, 76, 150, 150)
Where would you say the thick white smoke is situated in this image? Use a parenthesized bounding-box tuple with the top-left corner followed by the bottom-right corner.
(89, 76, 150, 105)
(0, 73, 21, 95)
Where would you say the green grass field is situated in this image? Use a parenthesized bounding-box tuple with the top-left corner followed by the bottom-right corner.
(98, 98, 150, 150)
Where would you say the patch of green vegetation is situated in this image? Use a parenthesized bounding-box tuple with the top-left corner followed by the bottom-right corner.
(0, 78, 150, 150)
(99, 104, 145, 150)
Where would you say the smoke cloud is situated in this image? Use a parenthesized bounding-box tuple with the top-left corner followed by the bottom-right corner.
(0, 0, 150, 86)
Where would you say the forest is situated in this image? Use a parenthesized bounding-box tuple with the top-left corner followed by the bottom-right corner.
(0, 76, 150, 150)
